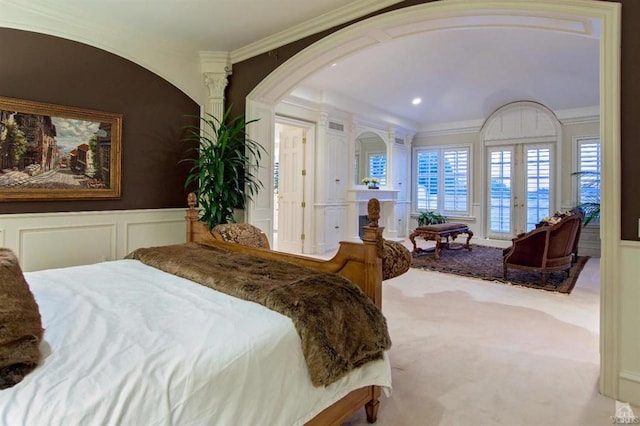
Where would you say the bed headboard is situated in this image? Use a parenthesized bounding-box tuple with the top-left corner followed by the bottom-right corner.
(185, 193, 385, 308)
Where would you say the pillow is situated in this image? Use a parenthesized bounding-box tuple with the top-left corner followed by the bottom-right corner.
(212, 223, 270, 249)
(381, 239, 412, 280)
(0, 248, 43, 390)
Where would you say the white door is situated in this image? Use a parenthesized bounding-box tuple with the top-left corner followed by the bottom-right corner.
(392, 144, 408, 200)
(276, 125, 305, 253)
(487, 143, 554, 238)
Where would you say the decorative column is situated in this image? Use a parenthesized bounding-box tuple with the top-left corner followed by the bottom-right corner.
(199, 51, 231, 122)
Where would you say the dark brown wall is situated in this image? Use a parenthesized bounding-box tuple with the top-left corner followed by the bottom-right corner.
(228, 0, 639, 241)
(0, 28, 199, 214)
(612, 0, 640, 241)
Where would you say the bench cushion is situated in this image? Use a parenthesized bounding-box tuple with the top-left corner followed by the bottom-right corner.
(416, 223, 467, 232)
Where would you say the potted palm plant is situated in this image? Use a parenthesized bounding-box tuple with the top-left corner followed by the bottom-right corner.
(182, 107, 265, 229)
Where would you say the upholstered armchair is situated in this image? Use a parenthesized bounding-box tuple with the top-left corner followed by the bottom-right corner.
(503, 211, 583, 284)
(211, 223, 270, 249)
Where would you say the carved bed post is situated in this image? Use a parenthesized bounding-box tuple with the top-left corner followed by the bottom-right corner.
(185, 192, 199, 242)
(362, 198, 384, 309)
(361, 198, 383, 423)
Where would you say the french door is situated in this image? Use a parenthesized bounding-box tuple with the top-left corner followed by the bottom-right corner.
(487, 143, 554, 239)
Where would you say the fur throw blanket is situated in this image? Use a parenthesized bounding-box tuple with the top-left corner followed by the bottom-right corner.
(0, 248, 43, 390)
(126, 243, 391, 386)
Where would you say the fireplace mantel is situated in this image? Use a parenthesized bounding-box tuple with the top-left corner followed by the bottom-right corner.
(347, 188, 399, 202)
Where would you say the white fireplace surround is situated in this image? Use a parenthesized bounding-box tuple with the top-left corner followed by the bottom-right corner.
(346, 188, 399, 242)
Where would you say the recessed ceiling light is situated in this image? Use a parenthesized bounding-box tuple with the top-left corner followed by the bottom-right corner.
(412, 97, 422, 105)
(331, 63, 337, 67)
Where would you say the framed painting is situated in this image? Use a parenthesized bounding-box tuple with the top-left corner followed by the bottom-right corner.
(0, 96, 122, 201)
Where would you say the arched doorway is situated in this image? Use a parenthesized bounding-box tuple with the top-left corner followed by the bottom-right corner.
(482, 101, 562, 238)
(244, 0, 621, 399)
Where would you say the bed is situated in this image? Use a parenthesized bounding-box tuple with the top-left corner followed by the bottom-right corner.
(0, 196, 391, 425)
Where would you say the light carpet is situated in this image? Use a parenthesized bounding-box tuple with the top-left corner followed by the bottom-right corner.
(344, 257, 625, 425)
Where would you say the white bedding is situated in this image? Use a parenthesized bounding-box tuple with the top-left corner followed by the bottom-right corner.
(0, 259, 391, 426)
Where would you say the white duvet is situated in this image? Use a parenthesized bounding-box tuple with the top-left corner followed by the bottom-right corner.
(0, 259, 391, 426)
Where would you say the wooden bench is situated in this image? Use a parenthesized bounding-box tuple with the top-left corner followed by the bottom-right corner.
(409, 223, 473, 260)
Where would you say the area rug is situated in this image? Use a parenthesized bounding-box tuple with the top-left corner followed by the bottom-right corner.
(410, 244, 589, 294)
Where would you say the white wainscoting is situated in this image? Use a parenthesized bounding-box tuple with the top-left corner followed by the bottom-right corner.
(619, 242, 640, 405)
(0, 208, 186, 271)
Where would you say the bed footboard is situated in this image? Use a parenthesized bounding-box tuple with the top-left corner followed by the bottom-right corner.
(185, 193, 385, 309)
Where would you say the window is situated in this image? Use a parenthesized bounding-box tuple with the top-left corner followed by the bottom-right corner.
(368, 152, 387, 186)
(526, 146, 551, 230)
(415, 146, 470, 215)
(577, 137, 601, 205)
(488, 149, 512, 234)
(576, 137, 600, 226)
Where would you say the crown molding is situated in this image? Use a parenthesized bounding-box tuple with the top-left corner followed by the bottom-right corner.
(417, 105, 600, 137)
(556, 105, 600, 124)
(230, 0, 403, 64)
(418, 119, 485, 137)
(199, 51, 232, 75)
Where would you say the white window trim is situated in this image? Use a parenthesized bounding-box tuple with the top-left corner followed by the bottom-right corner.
(572, 135, 601, 227)
(572, 134, 601, 206)
(413, 144, 472, 217)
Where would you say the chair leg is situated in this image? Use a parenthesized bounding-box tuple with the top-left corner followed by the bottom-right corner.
(541, 272, 546, 285)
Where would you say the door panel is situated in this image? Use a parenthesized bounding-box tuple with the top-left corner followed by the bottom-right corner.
(487, 147, 513, 238)
(486, 144, 554, 238)
(525, 146, 552, 232)
(276, 126, 305, 253)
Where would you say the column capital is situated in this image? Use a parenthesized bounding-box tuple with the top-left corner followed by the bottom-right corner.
(203, 72, 229, 99)
(199, 51, 231, 121)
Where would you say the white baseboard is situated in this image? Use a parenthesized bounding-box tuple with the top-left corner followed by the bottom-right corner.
(0, 208, 186, 271)
(620, 370, 640, 406)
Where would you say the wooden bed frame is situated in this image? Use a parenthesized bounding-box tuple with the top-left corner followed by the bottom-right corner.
(185, 193, 386, 425)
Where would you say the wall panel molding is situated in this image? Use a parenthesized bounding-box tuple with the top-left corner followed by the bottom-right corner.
(19, 224, 116, 272)
(0, 208, 186, 271)
(125, 218, 186, 255)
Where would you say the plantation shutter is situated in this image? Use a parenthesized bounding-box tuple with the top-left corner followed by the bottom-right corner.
(442, 148, 469, 215)
(368, 153, 387, 186)
(415, 150, 439, 211)
(577, 138, 601, 204)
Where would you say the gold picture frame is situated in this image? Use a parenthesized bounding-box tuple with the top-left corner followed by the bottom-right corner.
(0, 96, 122, 201)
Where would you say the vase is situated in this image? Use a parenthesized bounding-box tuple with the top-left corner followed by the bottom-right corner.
(368, 184, 379, 189)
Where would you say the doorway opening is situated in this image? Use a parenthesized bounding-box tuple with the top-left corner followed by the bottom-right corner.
(245, 0, 620, 398)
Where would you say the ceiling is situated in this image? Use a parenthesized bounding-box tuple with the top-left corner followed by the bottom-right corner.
(298, 26, 600, 129)
(2, 0, 386, 53)
(1, 0, 600, 130)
